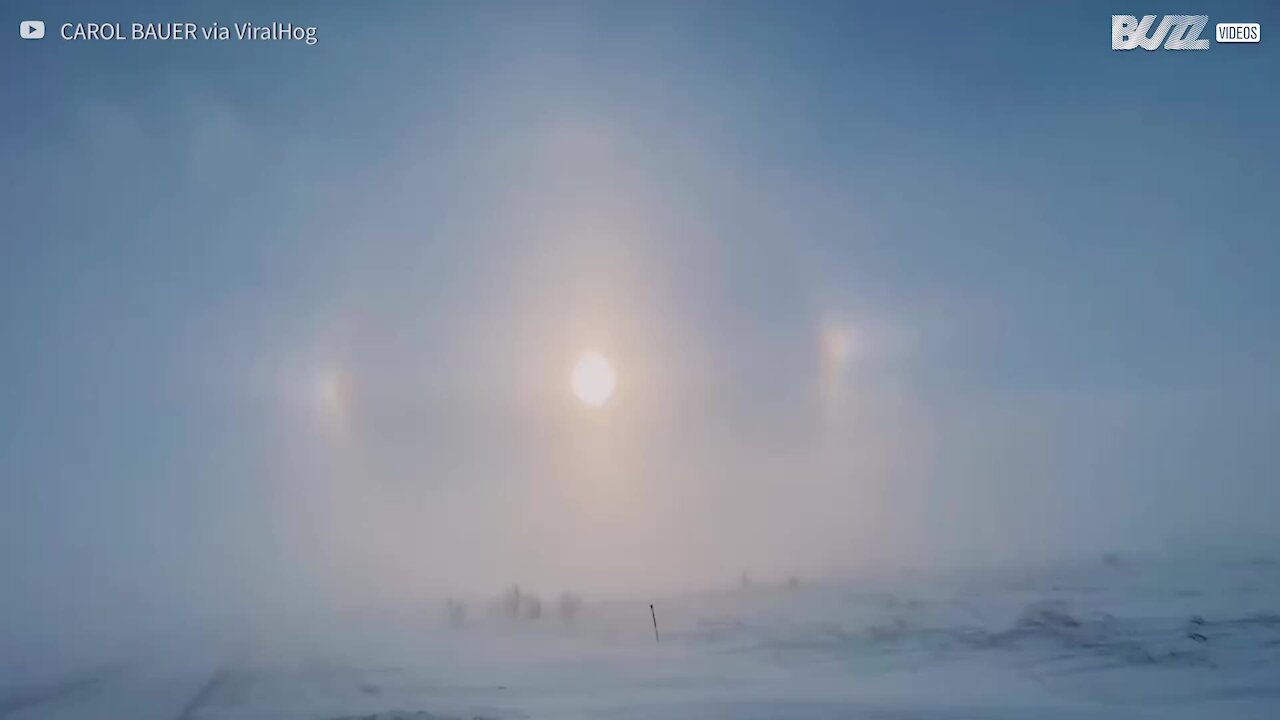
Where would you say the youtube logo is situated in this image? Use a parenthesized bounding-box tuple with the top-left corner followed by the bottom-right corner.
(20, 20, 45, 39)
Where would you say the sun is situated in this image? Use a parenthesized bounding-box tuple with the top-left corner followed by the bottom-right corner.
(570, 352, 616, 407)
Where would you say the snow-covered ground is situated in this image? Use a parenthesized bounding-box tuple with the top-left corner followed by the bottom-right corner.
(4, 555, 1279, 719)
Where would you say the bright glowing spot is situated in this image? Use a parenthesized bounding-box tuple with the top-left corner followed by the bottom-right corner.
(821, 321, 858, 376)
(570, 352, 616, 407)
(315, 367, 352, 427)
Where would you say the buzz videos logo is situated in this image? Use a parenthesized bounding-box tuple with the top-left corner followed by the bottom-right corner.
(1112, 15, 1261, 50)
(20, 20, 45, 39)
(1113, 15, 1209, 49)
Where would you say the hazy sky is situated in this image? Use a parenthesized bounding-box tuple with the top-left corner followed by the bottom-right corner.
(2, 0, 1278, 641)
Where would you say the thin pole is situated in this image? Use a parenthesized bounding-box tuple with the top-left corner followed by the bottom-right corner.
(650, 603, 660, 644)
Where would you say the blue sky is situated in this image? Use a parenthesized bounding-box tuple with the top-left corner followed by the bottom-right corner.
(1, 1, 1278, 636)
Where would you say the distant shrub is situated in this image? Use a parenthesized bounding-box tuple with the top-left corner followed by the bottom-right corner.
(446, 598, 467, 627)
(501, 585, 522, 618)
(523, 592, 543, 620)
(497, 584, 547, 620)
(558, 592, 583, 622)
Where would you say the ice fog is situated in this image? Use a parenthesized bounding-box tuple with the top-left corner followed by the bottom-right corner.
(3, 3, 1278, 716)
